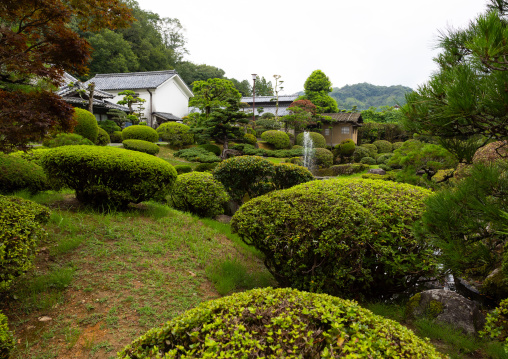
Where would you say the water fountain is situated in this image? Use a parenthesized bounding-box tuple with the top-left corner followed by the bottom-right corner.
(302, 131, 314, 170)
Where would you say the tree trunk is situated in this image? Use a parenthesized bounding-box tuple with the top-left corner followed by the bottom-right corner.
(87, 82, 95, 114)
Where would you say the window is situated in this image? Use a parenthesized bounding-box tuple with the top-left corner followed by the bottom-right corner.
(324, 128, 330, 136)
(341, 126, 350, 135)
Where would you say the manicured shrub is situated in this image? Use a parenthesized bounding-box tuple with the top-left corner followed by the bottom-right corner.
(255, 118, 281, 130)
(296, 132, 326, 148)
(261, 130, 290, 149)
(0, 154, 47, 194)
(41, 146, 177, 208)
(173, 147, 221, 163)
(156, 122, 194, 147)
(392, 141, 404, 150)
(360, 143, 378, 158)
(376, 152, 394, 165)
(336, 138, 356, 157)
(98, 119, 120, 134)
(198, 144, 221, 156)
(73, 108, 99, 143)
(110, 131, 123, 143)
(361, 173, 394, 181)
(272, 163, 314, 190)
(287, 156, 303, 166)
(95, 127, 110, 146)
(0, 310, 14, 359)
(243, 133, 257, 146)
(9, 148, 51, 166)
(373, 140, 393, 153)
(313, 147, 333, 168)
(292, 145, 303, 150)
(119, 287, 445, 359)
(0, 195, 50, 291)
(231, 144, 267, 157)
(353, 146, 370, 162)
(213, 156, 275, 202)
(174, 165, 192, 174)
(170, 172, 229, 218)
(231, 178, 436, 299)
(378, 163, 392, 171)
(194, 162, 219, 172)
(122, 125, 158, 143)
(360, 156, 376, 165)
(42, 133, 94, 148)
(316, 164, 370, 176)
(246, 127, 256, 136)
(122, 139, 160, 155)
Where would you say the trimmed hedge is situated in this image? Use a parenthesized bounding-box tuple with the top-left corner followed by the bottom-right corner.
(41, 146, 177, 208)
(243, 133, 257, 146)
(0, 154, 47, 194)
(122, 125, 158, 143)
(9, 148, 51, 165)
(118, 287, 446, 359)
(98, 119, 121, 134)
(361, 156, 376, 165)
(255, 118, 281, 130)
(173, 147, 221, 163)
(156, 122, 194, 147)
(296, 132, 326, 148)
(316, 164, 370, 177)
(360, 143, 378, 158)
(0, 310, 14, 359)
(231, 178, 436, 299)
(272, 163, 314, 190)
(336, 139, 356, 157)
(170, 172, 229, 218)
(314, 148, 333, 168)
(353, 146, 370, 162)
(0, 195, 50, 291)
(110, 131, 123, 143)
(261, 130, 290, 149)
(194, 162, 219, 172)
(198, 144, 221, 156)
(43, 133, 94, 148)
(174, 165, 193, 174)
(96, 127, 110, 146)
(122, 139, 160, 155)
(73, 108, 98, 143)
(373, 140, 393, 154)
(376, 152, 394, 165)
(392, 141, 405, 150)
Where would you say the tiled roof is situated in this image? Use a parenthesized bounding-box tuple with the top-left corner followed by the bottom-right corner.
(87, 70, 177, 90)
(153, 112, 182, 121)
(241, 95, 298, 104)
(321, 112, 363, 124)
(63, 97, 129, 111)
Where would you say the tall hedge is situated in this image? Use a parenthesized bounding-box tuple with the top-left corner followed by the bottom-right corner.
(156, 122, 194, 147)
(261, 130, 290, 149)
(0, 154, 47, 194)
(118, 287, 446, 358)
(73, 108, 99, 143)
(231, 178, 436, 299)
(41, 146, 177, 208)
(296, 132, 326, 148)
(122, 125, 159, 143)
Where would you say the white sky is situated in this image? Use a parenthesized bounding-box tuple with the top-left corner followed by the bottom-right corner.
(137, 0, 486, 94)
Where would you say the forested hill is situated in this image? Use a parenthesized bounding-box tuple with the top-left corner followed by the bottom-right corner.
(329, 83, 413, 110)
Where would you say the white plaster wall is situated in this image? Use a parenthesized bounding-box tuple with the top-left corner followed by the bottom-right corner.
(153, 78, 190, 118)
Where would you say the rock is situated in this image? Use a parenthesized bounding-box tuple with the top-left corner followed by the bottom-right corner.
(367, 168, 386, 175)
(405, 289, 485, 335)
(38, 316, 52, 322)
(215, 214, 232, 224)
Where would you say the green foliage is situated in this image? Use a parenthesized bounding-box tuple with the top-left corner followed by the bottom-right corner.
(296, 132, 326, 148)
(41, 146, 177, 208)
(0, 195, 50, 291)
(198, 144, 221, 156)
(231, 178, 436, 299)
(360, 156, 376, 165)
(213, 156, 275, 202)
(392, 141, 404, 150)
(299, 70, 339, 113)
(0, 311, 14, 359)
(0, 154, 47, 194)
(42, 133, 94, 148)
(336, 139, 356, 157)
(353, 146, 370, 162)
(156, 122, 194, 148)
(98, 119, 121, 134)
(330, 84, 412, 110)
(118, 287, 445, 358)
(377, 153, 394, 165)
(361, 173, 395, 181)
(173, 147, 221, 163)
(194, 162, 219, 172)
(8, 148, 51, 165)
(481, 298, 508, 351)
(243, 133, 257, 146)
(73, 108, 99, 143)
(122, 125, 158, 143)
(359, 122, 409, 143)
(305, 92, 339, 113)
(122, 139, 160, 155)
(271, 163, 314, 190)
(95, 127, 110, 146)
(255, 118, 281, 130)
(361, 106, 407, 122)
(174, 165, 192, 174)
(110, 131, 123, 143)
(304, 70, 333, 93)
(170, 172, 229, 218)
(189, 78, 242, 120)
(261, 130, 290, 149)
(373, 140, 393, 153)
(360, 144, 379, 158)
(315, 164, 370, 177)
(314, 148, 334, 168)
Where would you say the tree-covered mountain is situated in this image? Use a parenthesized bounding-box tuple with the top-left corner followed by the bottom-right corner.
(329, 83, 413, 110)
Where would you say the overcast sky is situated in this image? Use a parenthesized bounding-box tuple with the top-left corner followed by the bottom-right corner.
(137, 0, 486, 94)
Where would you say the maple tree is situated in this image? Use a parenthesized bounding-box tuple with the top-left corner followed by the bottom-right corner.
(0, 0, 133, 152)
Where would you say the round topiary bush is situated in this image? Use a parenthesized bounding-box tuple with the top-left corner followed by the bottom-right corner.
(156, 122, 194, 147)
(337, 138, 356, 157)
(231, 178, 436, 299)
(0, 310, 14, 358)
(95, 127, 110, 146)
(194, 162, 219, 172)
(373, 140, 393, 154)
(376, 153, 394, 165)
(255, 118, 281, 130)
(122, 139, 160, 155)
(272, 163, 314, 190)
(110, 131, 123, 143)
(243, 133, 257, 146)
(360, 156, 376, 165)
(198, 144, 221, 156)
(213, 156, 275, 202)
(98, 120, 120, 134)
(9, 148, 51, 166)
(360, 143, 378, 158)
(313, 147, 333, 168)
(296, 132, 326, 148)
(42, 133, 94, 148)
(73, 108, 99, 143)
(261, 130, 290, 149)
(286, 156, 304, 166)
(392, 141, 404, 150)
(353, 146, 370, 162)
(118, 287, 446, 359)
(0, 195, 50, 291)
(122, 125, 159, 143)
(170, 172, 229, 218)
(41, 146, 177, 208)
(0, 154, 47, 194)
(174, 165, 193, 174)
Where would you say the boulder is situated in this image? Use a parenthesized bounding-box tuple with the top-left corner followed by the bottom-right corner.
(405, 289, 485, 335)
(367, 168, 386, 175)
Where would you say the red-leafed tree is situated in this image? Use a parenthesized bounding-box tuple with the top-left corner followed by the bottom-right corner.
(288, 100, 317, 116)
(0, 0, 133, 152)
